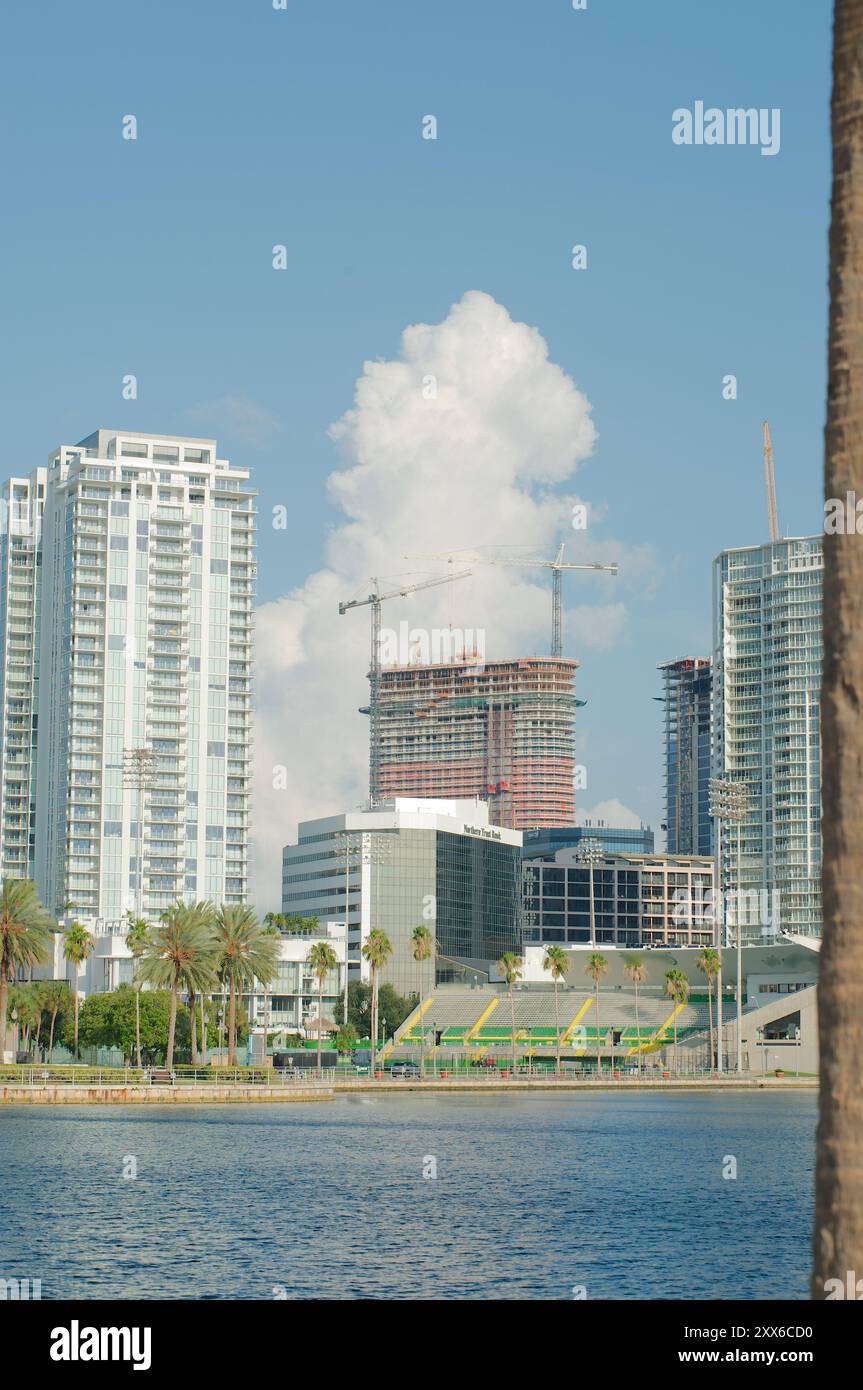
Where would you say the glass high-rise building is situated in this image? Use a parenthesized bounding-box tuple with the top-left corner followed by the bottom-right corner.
(0, 429, 259, 924)
(0, 469, 47, 880)
(658, 657, 713, 857)
(712, 538, 823, 938)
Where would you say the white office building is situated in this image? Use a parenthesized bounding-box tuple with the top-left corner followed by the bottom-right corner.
(3, 428, 258, 924)
(712, 537, 823, 939)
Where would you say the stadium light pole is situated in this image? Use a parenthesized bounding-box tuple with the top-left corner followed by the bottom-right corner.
(575, 838, 604, 946)
(710, 778, 751, 1074)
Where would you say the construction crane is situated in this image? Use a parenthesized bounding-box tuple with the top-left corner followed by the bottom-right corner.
(339, 570, 471, 805)
(763, 421, 780, 543)
(406, 543, 619, 657)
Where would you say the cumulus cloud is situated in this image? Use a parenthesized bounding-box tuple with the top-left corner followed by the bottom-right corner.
(251, 291, 654, 907)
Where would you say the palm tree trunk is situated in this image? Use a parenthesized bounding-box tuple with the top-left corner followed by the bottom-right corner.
(0, 972, 9, 1058)
(635, 981, 642, 1075)
(227, 978, 237, 1067)
(595, 982, 601, 1076)
(73, 984, 79, 1059)
(554, 978, 561, 1075)
(509, 986, 516, 1072)
(370, 970, 378, 1075)
(707, 979, 715, 1073)
(166, 983, 178, 1070)
(48, 1010, 57, 1060)
(317, 976, 323, 1077)
(189, 987, 198, 1066)
(418, 961, 424, 1076)
(135, 985, 142, 1069)
(814, 0, 863, 1296)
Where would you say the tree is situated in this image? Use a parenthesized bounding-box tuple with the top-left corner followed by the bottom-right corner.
(665, 968, 690, 1070)
(212, 905, 279, 1066)
(7, 983, 41, 1057)
(361, 928, 393, 1075)
(334, 1023, 358, 1060)
(542, 944, 569, 1074)
(38, 980, 70, 1060)
(0, 878, 55, 1059)
(696, 947, 721, 1072)
(63, 921, 95, 1060)
(138, 904, 218, 1070)
(585, 952, 609, 1075)
(812, 0, 863, 1297)
(307, 941, 338, 1077)
(498, 951, 523, 1072)
(411, 924, 434, 1075)
(125, 915, 151, 1069)
(622, 954, 647, 1074)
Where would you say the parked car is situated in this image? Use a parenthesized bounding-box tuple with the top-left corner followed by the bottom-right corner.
(389, 1062, 421, 1079)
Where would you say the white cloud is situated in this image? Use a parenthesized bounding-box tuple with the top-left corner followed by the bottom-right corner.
(251, 291, 656, 907)
(184, 394, 280, 448)
(577, 799, 648, 830)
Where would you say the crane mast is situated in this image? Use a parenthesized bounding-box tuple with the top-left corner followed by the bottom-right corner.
(339, 570, 471, 804)
(763, 421, 780, 543)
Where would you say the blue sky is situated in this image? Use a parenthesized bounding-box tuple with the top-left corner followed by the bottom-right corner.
(0, 0, 830, 890)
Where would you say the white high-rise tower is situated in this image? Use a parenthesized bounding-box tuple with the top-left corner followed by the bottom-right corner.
(27, 430, 255, 924)
(712, 537, 823, 939)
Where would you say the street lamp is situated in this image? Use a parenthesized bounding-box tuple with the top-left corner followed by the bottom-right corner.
(123, 747, 156, 921)
(575, 838, 604, 946)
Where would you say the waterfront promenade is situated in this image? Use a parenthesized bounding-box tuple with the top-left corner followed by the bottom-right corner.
(0, 1067, 816, 1104)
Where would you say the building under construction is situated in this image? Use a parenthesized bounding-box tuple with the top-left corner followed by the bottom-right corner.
(373, 656, 581, 829)
(658, 657, 713, 857)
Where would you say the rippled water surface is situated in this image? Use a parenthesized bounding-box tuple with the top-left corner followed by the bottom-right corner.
(0, 1092, 815, 1300)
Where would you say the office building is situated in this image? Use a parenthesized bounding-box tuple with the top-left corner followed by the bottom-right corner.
(10, 429, 258, 923)
(281, 797, 523, 994)
(372, 657, 580, 829)
(712, 538, 823, 938)
(658, 657, 713, 857)
(521, 821, 655, 860)
(522, 848, 716, 949)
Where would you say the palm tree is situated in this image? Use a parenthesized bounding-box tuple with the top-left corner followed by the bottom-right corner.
(138, 904, 218, 1070)
(37, 980, 70, 1061)
(411, 924, 434, 1075)
(307, 941, 338, 1076)
(62, 921, 95, 1060)
(362, 928, 393, 1076)
(212, 905, 279, 1066)
(585, 952, 608, 1075)
(696, 947, 721, 1072)
(125, 914, 151, 1069)
(623, 954, 647, 1074)
(0, 879, 55, 1060)
(665, 968, 690, 1071)
(7, 984, 41, 1057)
(498, 951, 522, 1072)
(812, 0, 863, 1297)
(542, 945, 569, 1074)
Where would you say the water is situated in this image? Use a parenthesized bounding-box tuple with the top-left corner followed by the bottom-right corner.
(0, 1092, 815, 1300)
